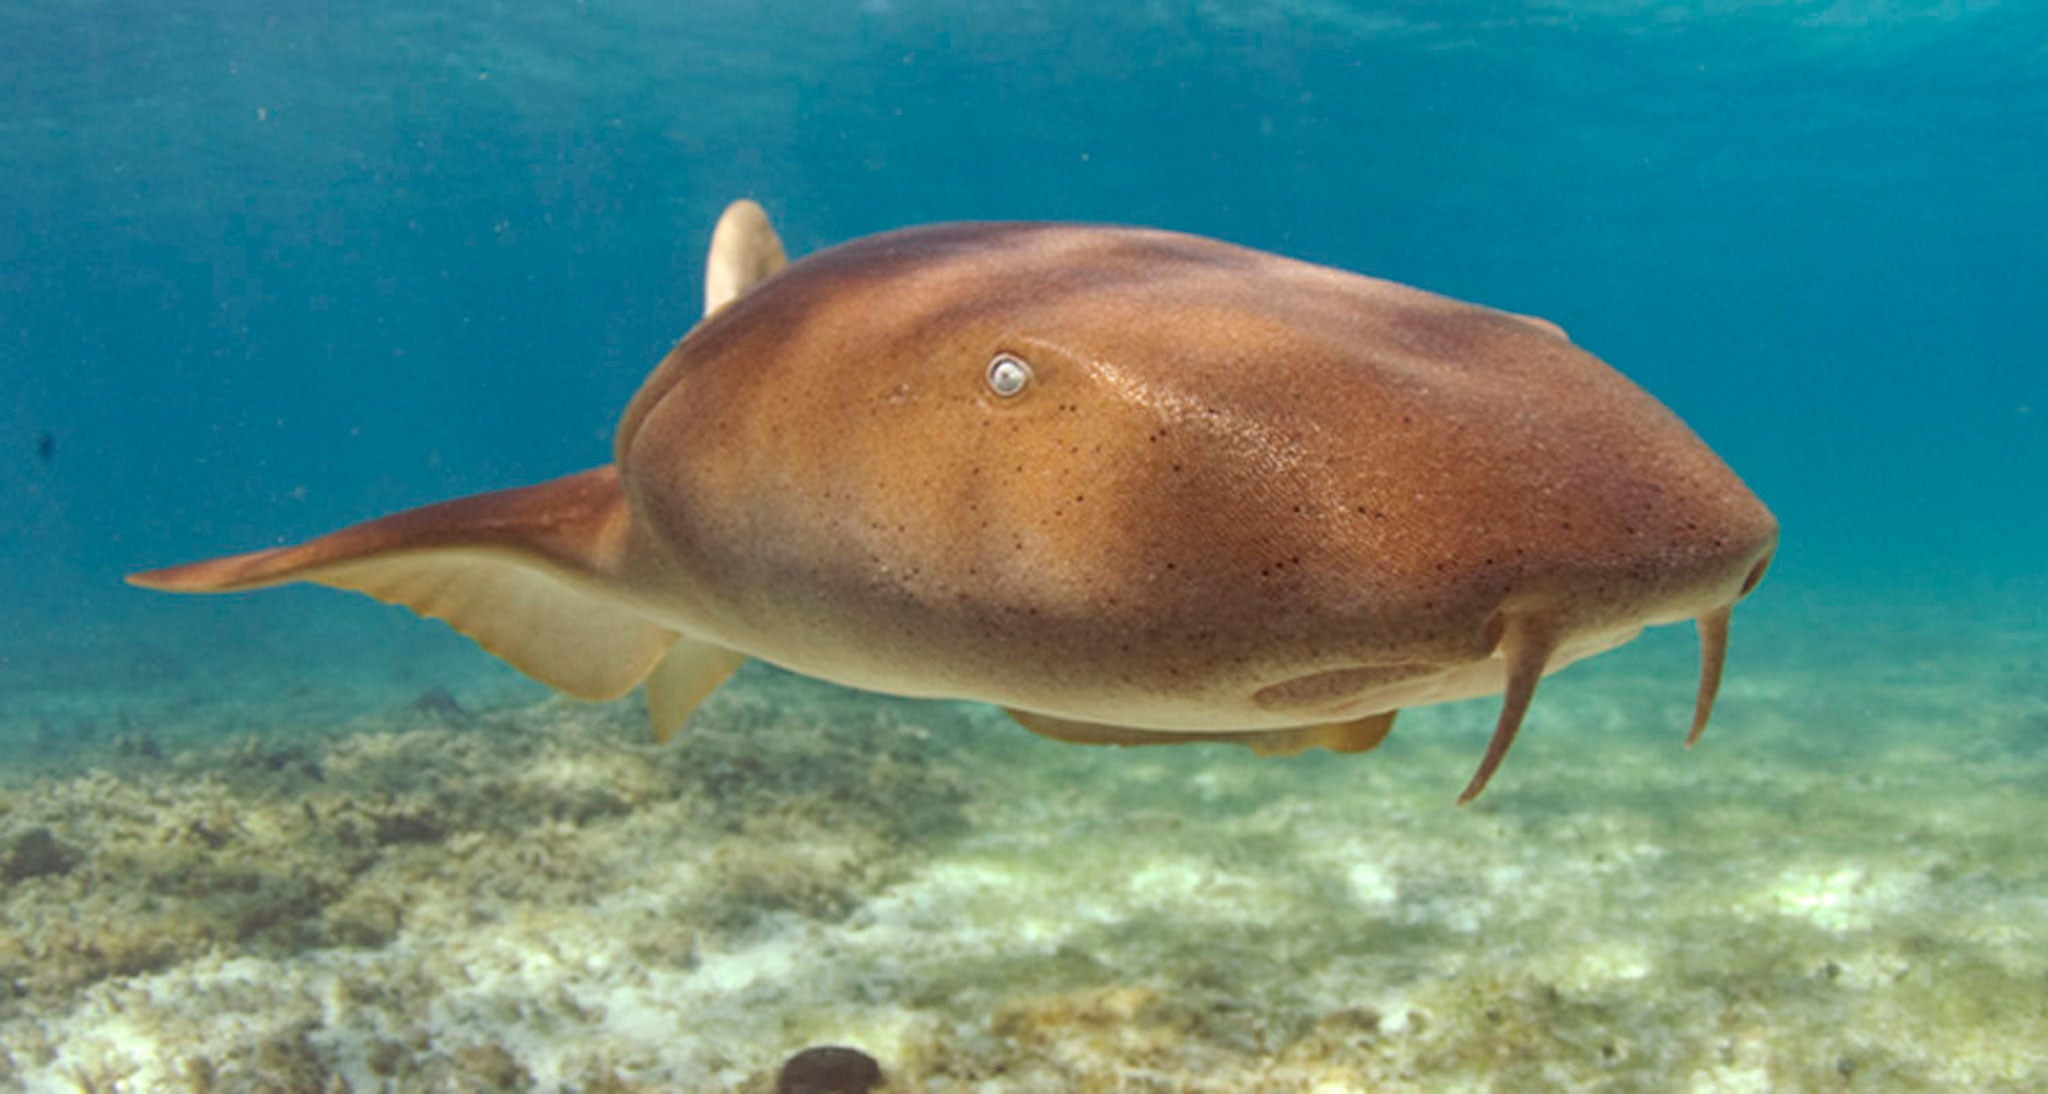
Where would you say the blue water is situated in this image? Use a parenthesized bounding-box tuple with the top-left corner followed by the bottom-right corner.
(6, 1, 2042, 632)
(0, 0, 2031, 739)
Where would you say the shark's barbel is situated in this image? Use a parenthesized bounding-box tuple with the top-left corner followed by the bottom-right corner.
(132, 200, 1777, 802)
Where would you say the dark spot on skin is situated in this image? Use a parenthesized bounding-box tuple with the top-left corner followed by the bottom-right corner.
(776, 1045, 883, 1094)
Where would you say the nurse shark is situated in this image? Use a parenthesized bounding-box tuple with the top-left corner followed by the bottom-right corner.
(132, 200, 1778, 803)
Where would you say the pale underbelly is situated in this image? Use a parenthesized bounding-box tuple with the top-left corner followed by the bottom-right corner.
(672, 595, 1647, 733)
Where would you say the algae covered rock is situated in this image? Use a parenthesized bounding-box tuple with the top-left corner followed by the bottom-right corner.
(1, 825, 75, 883)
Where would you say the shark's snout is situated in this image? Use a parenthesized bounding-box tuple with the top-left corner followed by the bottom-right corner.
(1450, 497, 1776, 805)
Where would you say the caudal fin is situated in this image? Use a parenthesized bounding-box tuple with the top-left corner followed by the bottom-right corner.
(128, 466, 679, 703)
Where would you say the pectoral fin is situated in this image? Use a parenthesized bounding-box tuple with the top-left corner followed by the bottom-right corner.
(128, 466, 675, 703)
(1004, 708, 1399, 757)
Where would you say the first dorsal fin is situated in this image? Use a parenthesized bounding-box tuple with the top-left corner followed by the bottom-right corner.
(703, 199, 787, 315)
(128, 467, 678, 702)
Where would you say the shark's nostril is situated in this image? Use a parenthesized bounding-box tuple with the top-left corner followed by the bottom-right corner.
(1480, 610, 1508, 655)
(1738, 550, 1773, 599)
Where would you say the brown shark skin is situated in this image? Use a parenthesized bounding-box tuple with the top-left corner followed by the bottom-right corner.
(133, 218, 1778, 800)
(611, 223, 1777, 732)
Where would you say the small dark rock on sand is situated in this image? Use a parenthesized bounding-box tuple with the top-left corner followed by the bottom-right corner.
(777, 1045, 883, 1094)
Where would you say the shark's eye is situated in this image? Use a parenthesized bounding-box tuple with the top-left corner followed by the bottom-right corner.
(986, 353, 1032, 398)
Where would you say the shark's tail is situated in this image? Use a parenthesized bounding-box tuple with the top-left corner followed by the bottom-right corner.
(128, 465, 742, 741)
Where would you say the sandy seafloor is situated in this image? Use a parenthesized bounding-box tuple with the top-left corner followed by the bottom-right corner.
(0, 585, 2042, 1092)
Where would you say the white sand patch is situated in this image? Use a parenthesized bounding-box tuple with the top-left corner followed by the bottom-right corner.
(1762, 865, 1927, 934)
(12, 955, 333, 1091)
(1826, 948, 1911, 992)
(1346, 861, 1400, 909)
(1533, 940, 1654, 998)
